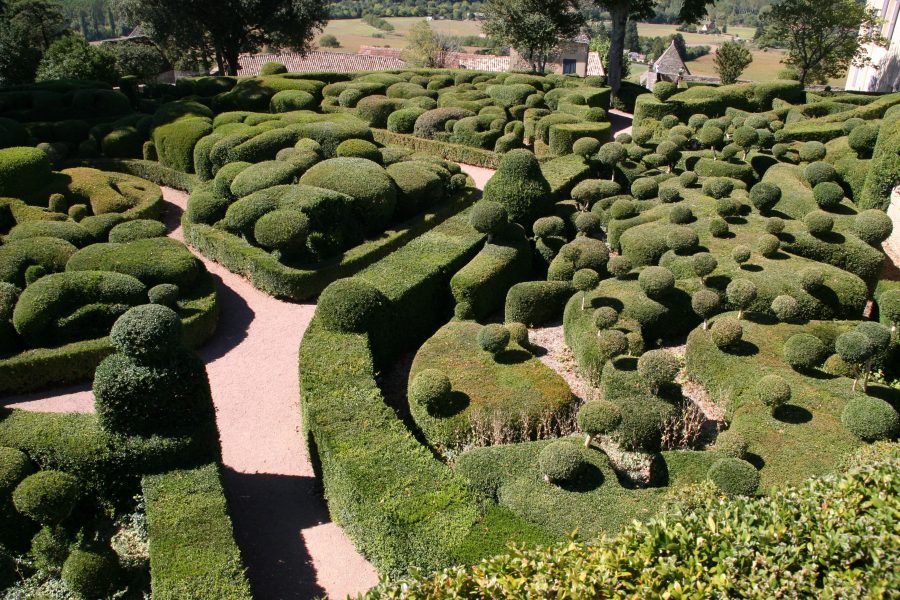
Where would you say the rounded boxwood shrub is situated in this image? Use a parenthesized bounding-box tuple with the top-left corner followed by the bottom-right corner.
(506, 321, 529, 348)
(108, 219, 167, 243)
(666, 226, 699, 255)
(607, 255, 632, 279)
(572, 180, 620, 208)
(824, 352, 856, 377)
(0, 448, 32, 496)
(259, 61, 287, 75)
(756, 374, 791, 413)
(732, 245, 752, 265)
(254, 209, 309, 253)
(109, 303, 181, 361)
(609, 198, 637, 219)
(692, 289, 721, 326)
(24, 264, 46, 286)
(841, 396, 899, 442)
(848, 123, 878, 156)
(336, 139, 381, 163)
(5, 220, 91, 248)
(659, 186, 681, 203)
(230, 160, 301, 198)
(692, 252, 718, 280)
(639, 266, 675, 300)
(711, 317, 743, 350)
(804, 161, 836, 187)
(771, 294, 801, 322)
(593, 306, 619, 330)
(765, 216, 785, 235)
(708, 457, 759, 496)
(804, 210, 834, 236)
(715, 197, 739, 217)
(637, 349, 679, 393)
(713, 429, 747, 459)
(799, 267, 825, 292)
(538, 441, 584, 484)
(482, 149, 551, 226)
(12, 471, 79, 525)
(0, 147, 52, 198)
(317, 278, 387, 334)
(409, 369, 452, 414)
(577, 400, 621, 445)
(61, 550, 117, 599)
(271, 89, 317, 112)
(880, 289, 900, 330)
(573, 137, 601, 157)
(572, 268, 600, 293)
(631, 178, 658, 200)
(853, 209, 892, 246)
(756, 233, 780, 258)
(387, 107, 426, 134)
(709, 217, 729, 237)
(813, 181, 844, 209)
(596, 329, 628, 363)
(478, 323, 509, 355)
(784, 333, 827, 370)
(679, 171, 698, 188)
(798, 141, 826, 163)
(533, 216, 565, 238)
(702, 177, 734, 200)
(148, 283, 179, 307)
(575, 212, 602, 237)
(749, 182, 781, 213)
(470, 201, 507, 235)
(669, 205, 693, 224)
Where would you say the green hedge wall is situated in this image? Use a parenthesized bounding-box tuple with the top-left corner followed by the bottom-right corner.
(859, 104, 900, 210)
(371, 129, 500, 168)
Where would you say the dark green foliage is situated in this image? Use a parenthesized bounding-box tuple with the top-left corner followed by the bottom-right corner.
(153, 118, 213, 174)
(108, 219, 166, 243)
(798, 141, 826, 162)
(109, 303, 180, 361)
(300, 157, 396, 234)
(610, 198, 637, 219)
(575, 212, 602, 237)
(572, 268, 599, 292)
(478, 324, 509, 355)
(533, 216, 565, 238)
(12, 471, 78, 525)
(0, 447, 32, 496)
(410, 369, 452, 414)
(847, 124, 878, 156)
(813, 181, 844, 209)
(713, 430, 748, 459)
(853, 209, 892, 246)
(548, 122, 612, 156)
(711, 317, 743, 350)
(505, 281, 573, 326)
(692, 289, 721, 325)
(708, 457, 760, 496)
(469, 201, 507, 235)
(0, 147, 52, 198)
(653, 82, 677, 101)
(148, 283, 179, 307)
(31, 525, 69, 571)
(799, 267, 825, 292)
(709, 217, 729, 237)
(669, 205, 693, 224)
(253, 209, 310, 252)
(666, 226, 699, 255)
(659, 187, 681, 203)
(414, 108, 475, 139)
(637, 349, 679, 393)
(61, 550, 117, 599)
(879, 289, 900, 329)
(766, 217, 785, 235)
(66, 237, 201, 289)
(841, 397, 899, 442)
(271, 90, 317, 112)
(771, 294, 801, 323)
(803, 161, 836, 187)
(756, 374, 791, 413)
(482, 149, 551, 227)
(259, 62, 287, 75)
(506, 322, 529, 348)
(638, 266, 675, 300)
(572, 137, 601, 157)
(756, 233, 780, 258)
(577, 400, 621, 438)
(692, 252, 717, 280)
(6, 220, 91, 248)
(783, 333, 828, 370)
(316, 278, 387, 334)
(538, 441, 584, 484)
(803, 210, 834, 236)
(749, 182, 781, 212)
(230, 160, 301, 198)
(732, 244, 752, 265)
(593, 306, 619, 330)
(702, 177, 734, 200)
(631, 178, 658, 201)
(607, 255, 632, 279)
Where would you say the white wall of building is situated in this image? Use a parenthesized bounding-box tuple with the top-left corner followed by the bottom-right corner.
(846, 0, 900, 92)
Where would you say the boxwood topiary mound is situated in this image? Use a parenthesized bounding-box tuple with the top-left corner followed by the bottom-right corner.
(538, 441, 584, 484)
(316, 277, 387, 334)
(482, 149, 551, 227)
(12, 471, 79, 525)
(708, 457, 760, 496)
(841, 396, 899, 441)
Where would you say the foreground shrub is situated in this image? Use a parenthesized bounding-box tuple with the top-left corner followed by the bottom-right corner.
(577, 401, 621, 447)
(482, 149, 551, 226)
(637, 349, 679, 394)
(841, 396, 899, 442)
(12, 471, 79, 525)
(711, 317, 743, 350)
(409, 369, 452, 415)
(853, 209, 893, 246)
(638, 266, 674, 300)
(756, 374, 791, 414)
(61, 550, 117, 599)
(708, 457, 760, 496)
(783, 333, 828, 370)
(713, 429, 747, 459)
(316, 278, 386, 334)
(538, 441, 584, 484)
(477, 324, 509, 356)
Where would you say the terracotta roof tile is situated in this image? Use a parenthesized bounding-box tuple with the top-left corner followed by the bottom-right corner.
(234, 51, 406, 76)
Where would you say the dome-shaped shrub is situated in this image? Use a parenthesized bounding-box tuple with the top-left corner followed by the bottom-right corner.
(804, 210, 834, 236)
(631, 178, 658, 200)
(410, 369, 452, 414)
(756, 233, 780, 258)
(709, 217, 729, 237)
(666, 226, 699, 255)
(853, 209, 892, 246)
(713, 429, 748, 459)
(607, 255, 632, 279)
(692, 289, 721, 327)
(593, 306, 619, 330)
(638, 266, 675, 300)
(813, 181, 844, 209)
(12, 471, 79, 525)
(659, 186, 681, 203)
(572, 268, 600, 292)
(692, 252, 717, 280)
(482, 149, 551, 226)
(799, 267, 825, 292)
(477, 324, 509, 355)
(771, 294, 800, 322)
(609, 198, 637, 219)
(715, 197, 739, 217)
(596, 329, 628, 363)
(110, 304, 181, 361)
(679, 171, 698, 188)
(577, 400, 621, 445)
(470, 201, 508, 235)
(0, 147, 52, 198)
(538, 441, 584, 484)
(702, 177, 735, 199)
(804, 161, 836, 186)
(574, 212, 602, 237)
(637, 349, 679, 393)
(572, 180, 621, 209)
(147, 283, 179, 307)
(749, 182, 781, 213)
(336, 139, 381, 163)
(848, 123, 878, 156)
(756, 374, 791, 413)
(841, 396, 899, 442)
(316, 278, 387, 334)
(61, 550, 117, 599)
(732, 245, 751, 265)
(708, 457, 759, 496)
(669, 205, 693, 224)
(798, 141, 826, 162)
(506, 322, 529, 348)
(108, 219, 167, 243)
(726, 278, 757, 318)
(254, 209, 310, 252)
(784, 333, 827, 370)
(573, 137, 601, 157)
(765, 217, 785, 235)
(711, 317, 742, 349)
(0, 447, 32, 496)
(533, 216, 565, 238)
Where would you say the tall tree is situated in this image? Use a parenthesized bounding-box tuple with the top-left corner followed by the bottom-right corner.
(116, 0, 329, 76)
(482, 0, 585, 73)
(401, 20, 460, 68)
(714, 40, 752, 84)
(0, 0, 67, 84)
(594, 0, 711, 99)
(36, 34, 119, 82)
(766, 0, 884, 85)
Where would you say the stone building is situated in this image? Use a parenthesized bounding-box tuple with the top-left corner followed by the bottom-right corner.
(845, 0, 900, 92)
(639, 40, 690, 91)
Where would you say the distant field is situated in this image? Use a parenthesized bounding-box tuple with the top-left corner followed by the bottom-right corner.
(317, 17, 483, 53)
(636, 23, 756, 45)
(686, 48, 848, 87)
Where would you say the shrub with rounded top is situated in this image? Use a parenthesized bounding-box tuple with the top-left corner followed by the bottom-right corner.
(533, 215, 565, 238)
(771, 294, 800, 322)
(835, 330, 875, 366)
(708, 457, 759, 496)
(692, 289, 721, 325)
(596, 329, 628, 362)
(482, 149, 550, 226)
(637, 349, 679, 393)
(709, 217, 729, 237)
(798, 141, 826, 162)
(765, 217, 785, 235)
(855, 321, 891, 354)
(783, 333, 827, 370)
(688, 113, 709, 129)
(254, 209, 310, 252)
(0, 448, 32, 496)
(259, 61, 287, 75)
(732, 245, 751, 265)
(715, 197, 739, 217)
(692, 252, 717, 280)
(0, 147, 52, 198)
(771, 143, 789, 159)
(824, 352, 855, 377)
(108, 219, 167, 243)
(666, 226, 699, 254)
(575, 212, 602, 237)
(539, 441, 584, 484)
(409, 369, 451, 414)
(679, 171, 698, 188)
(841, 396, 899, 442)
(749, 182, 781, 212)
(713, 429, 748, 459)
(506, 322, 529, 348)
(61, 549, 116, 599)
(711, 317, 742, 349)
(12, 471, 79, 525)
(478, 324, 509, 355)
(573, 137, 601, 157)
(702, 177, 735, 200)
(660, 115, 679, 129)
(336, 139, 381, 163)
(659, 186, 681, 203)
(631, 178, 659, 200)
(732, 126, 758, 153)
(577, 400, 621, 440)
(317, 278, 387, 334)
(756, 233, 780, 258)
(804, 210, 833, 236)
(148, 283, 179, 307)
(669, 205, 693, 224)
(880, 289, 900, 329)
(469, 201, 508, 236)
(799, 267, 825, 292)
(607, 255, 632, 279)
(804, 161, 836, 187)
(610, 198, 637, 220)
(593, 306, 619, 330)
(638, 266, 675, 299)
(720, 144, 740, 160)
(841, 117, 866, 134)
(24, 265, 46, 285)
(572, 268, 600, 292)
(110, 304, 181, 361)
(756, 374, 791, 412)
(813, 182, 844, 209)
(653, 81, 677, 101)
(853, 209, 892, 246)
(596, 142, 626, 170)
(572, 179, 620, 208)
(68, 204, 88, 222)
(848, 124, 878, 156)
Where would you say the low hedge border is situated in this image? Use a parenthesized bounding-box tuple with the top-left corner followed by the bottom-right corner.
(63, 158, 200, 192)
(371, 129, 500, 168)
(142, 463, 253, 600)
(0, 269, 218, 394)
(183, 188, 479, 301)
